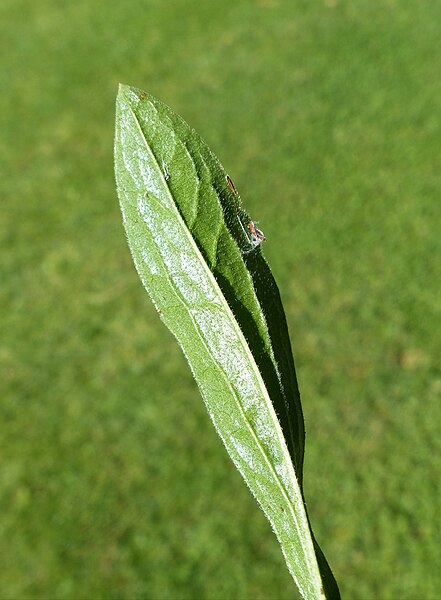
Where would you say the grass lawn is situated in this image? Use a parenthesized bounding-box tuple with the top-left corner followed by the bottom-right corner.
(1, 0, 440, 598)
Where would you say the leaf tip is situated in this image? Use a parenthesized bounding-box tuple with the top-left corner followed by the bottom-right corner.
(117, 83, 150, 105)
(116, 82, 132, 103)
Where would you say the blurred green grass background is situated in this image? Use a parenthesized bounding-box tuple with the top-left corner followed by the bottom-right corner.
(1, 0, 440, 598)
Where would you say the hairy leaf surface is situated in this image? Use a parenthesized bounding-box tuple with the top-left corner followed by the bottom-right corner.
(114, 84, 339, 600)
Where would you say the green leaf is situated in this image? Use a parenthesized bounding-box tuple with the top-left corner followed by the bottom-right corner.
(114, 84, 340, 600)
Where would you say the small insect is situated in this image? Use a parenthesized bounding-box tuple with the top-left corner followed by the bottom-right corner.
(226, 174, 238, 195)
(162, 159, 170, 181)
(237, 216, 266, 253)
(248, 220, 266, 245)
